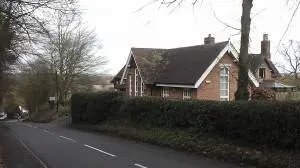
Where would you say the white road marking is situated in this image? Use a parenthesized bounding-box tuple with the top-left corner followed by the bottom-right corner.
(134, 163, 148, 168)
(59, 136, 76, 143)
(27, 124, 32, 128)
(43, 129, 54, 135)
(84, 144, 116, 157)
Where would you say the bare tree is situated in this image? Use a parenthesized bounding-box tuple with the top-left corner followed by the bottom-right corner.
(0, 0, 78, 108)
(17, 58, 53, 113)
(41, 12, 106, 103)
(280, 40, 300, 78)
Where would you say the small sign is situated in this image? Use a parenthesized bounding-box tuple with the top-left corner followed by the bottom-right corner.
(49, 97, 56, 101)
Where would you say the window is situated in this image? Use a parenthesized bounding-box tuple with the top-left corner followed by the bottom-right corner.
(258, 68, 266, 79)
(161, 87, 169, 98)
(129, 75, 132, 96)
(183, 89, 191, 100)
(220, 67, 229, 101)
(135, 68, 138, 96)
(140, 80, 144, 96)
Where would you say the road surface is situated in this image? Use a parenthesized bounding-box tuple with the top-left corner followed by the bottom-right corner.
(1, 119, 240, 168)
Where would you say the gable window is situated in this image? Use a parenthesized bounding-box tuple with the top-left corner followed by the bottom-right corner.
(135, 68, 138, 96)
(220, 67, 229, 101)
(129, 75, 132, 96)
(183, 89, 191, 100)
(258, 68, 266, 79)
(140, 80, 144, 96)
(161, 87, 169, 98)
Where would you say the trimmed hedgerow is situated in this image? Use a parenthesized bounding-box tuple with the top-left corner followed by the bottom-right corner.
(71, 92, 124, 124)
(71, 92, 300, 150)
(120, 97, 300, 150)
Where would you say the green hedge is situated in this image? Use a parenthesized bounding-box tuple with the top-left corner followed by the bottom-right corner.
(71, 92, 124, 124)
(71, 92, 300, 150)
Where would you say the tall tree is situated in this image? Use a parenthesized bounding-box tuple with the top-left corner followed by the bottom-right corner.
(41, 12, 106, 103)
(234, 0, 252, 100)
(280, 40, 300, 78)
(0, 0, 78, 107)
(17, 58, 53, 113)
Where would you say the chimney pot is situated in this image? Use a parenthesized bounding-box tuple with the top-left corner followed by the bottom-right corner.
(204, 34, 215, 45)
(261, 34, 271, 59)
(263, 34, 269, 41)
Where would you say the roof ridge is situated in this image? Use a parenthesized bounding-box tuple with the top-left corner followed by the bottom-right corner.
(168, 41, 228, 50)
(131, 41, 229, 51)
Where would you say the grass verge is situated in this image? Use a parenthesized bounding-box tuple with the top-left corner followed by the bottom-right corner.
(71, 121, 298, 168)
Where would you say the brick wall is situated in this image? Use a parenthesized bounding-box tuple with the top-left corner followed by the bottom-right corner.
(197, 52, 239, 101)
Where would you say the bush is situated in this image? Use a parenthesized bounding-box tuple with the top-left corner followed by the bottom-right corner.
(251, 87, 275, 101)
(121, 98, 300, 150)
(71, 92, 124, 124)
(71, 93, 300, 150)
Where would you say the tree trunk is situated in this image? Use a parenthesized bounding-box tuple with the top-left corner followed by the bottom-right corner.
(235, 0, 253, 100)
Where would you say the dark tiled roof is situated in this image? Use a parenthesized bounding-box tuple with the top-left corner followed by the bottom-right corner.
(248, 54, 280, 76)
(265, 59, 280, 76)
(112, 41, 233, 85)
(131, 48, 167, 84)
(112, 42, 228, 85)
(156, 41, 228, 84)
(111, 66, 125, 83)
(249, 54, 263, 73)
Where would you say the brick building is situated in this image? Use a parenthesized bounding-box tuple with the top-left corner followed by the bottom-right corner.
(111, 34, 281, 101)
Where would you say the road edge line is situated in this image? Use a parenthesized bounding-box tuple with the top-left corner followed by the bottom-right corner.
(8, 129, 49, 168)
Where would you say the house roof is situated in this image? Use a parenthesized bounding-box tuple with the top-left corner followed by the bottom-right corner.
(156, 41, 228, 85)
(248, 54, 280, 76)
(111, 66, 125, 83)
(131, 48, 167, 84)
(114, 41, 260, 87)
(260, 80, 295, 89)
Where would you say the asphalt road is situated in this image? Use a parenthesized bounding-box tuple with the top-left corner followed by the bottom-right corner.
(2, 119, 240, 168)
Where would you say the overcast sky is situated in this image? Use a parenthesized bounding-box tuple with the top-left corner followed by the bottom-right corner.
(79, 0, 300, 75)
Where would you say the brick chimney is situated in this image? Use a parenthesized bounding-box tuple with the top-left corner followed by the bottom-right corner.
(204, 34, 215, 45)
(261, 34, 271, 59)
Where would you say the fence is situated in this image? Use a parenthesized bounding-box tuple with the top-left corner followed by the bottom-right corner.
(276, 92, 300, 101)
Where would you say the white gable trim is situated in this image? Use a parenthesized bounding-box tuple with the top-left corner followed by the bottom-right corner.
(120, 49, 145, 85)
(120, 50, 133, 84)
(194, 43, 230, 88)
(132, 52, 145, 85)
(227, 43, 259, 87)
(194, 42, 259, 88)
(248, 70, 259, 87)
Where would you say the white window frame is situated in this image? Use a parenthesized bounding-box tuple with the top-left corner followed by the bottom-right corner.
(183, 89, 191, 100)
(135, 68, 138, 96)
(129, 75, 132, 96)
(220, 66, 229, 101)
(140, 79, 144, 96)
(161, 87, 169, 98)
(258, 68, 266, 79)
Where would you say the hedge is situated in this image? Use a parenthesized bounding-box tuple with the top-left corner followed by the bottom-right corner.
(71, 92, 124, 124)
(71, 92, 300, 150)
